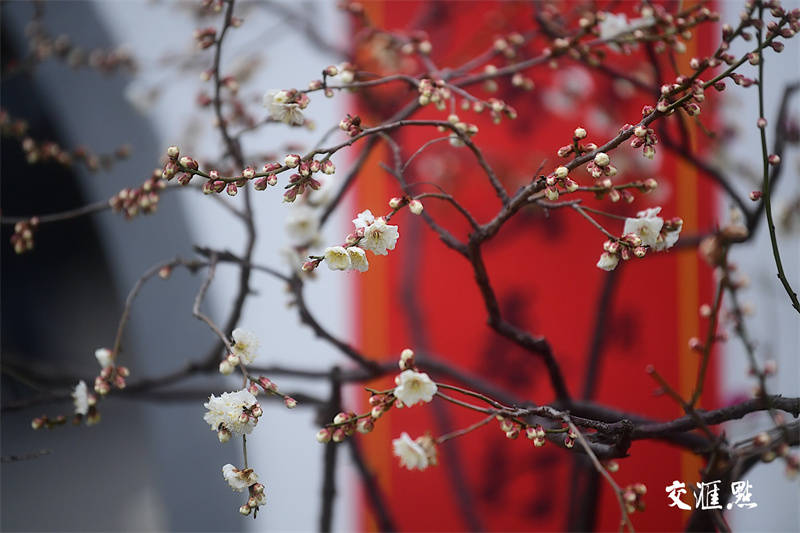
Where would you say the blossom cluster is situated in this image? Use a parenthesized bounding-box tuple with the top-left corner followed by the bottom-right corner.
(109, 169, 166, 219)
(597, 207, 683, 271)
(263, 89, 310, 127)
(222, 464, 266, 516)
(305, 209, 400, 274)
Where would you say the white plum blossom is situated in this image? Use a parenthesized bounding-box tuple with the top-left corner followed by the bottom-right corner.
(285, 205, 320, 245)
(203, 389, 259, 437)
(72, 380, 90, 416)
(392, 432, 438, 471)
(394, 370, 437, 406)
(623, 207, 664, 248)
(596, 252, 620, 271)
(347, 246, 369, 273)
(362, 218, 400, 256)
(263, 90, 305, 125)
(95, 348, 113, 369)
(324, 246, 351, 270)
(352, 209, 375, 230)
(222, 464, 258, 492)
(598, 12, 656, 51)
(653, 220, 683, 251)
(231, 328, 259, 365)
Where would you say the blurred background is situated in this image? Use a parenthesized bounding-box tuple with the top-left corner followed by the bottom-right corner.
(1, 1, 798, 532)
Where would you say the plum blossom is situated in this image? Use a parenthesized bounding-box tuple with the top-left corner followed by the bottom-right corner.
(598, 11, 656, 51)
(653, 219, 683, 251)
(263, 89, 307, 126)
(347, 246, 369, 273)
(623, 207, 664, 248)
(222, 464, 258, 492)
(72, 380, 90, 416)
(394, 370, 437, 406)
(231, 328, 259, 365)
(596, 252, 620, 271)
(285, 205, 320, 245)
(203, 389, 260, 437)
(392, 432, 438, 471)
(324, 246, 351, 270)
(362, 218, 399, 256)
(95, 348, 113, 369)
(352, 209, 375, 230)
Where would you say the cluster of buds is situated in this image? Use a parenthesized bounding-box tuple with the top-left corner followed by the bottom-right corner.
(542, 165, 580, 201)
(417, 78, 451, 110)
(282, 156, 334, 203)
(310, 62, 356, 92)
(109, 169, 166, 219)
(93, 355, 130, 396)
(317, 391, 398, 443)
(492, 32, 526, 59)
(10, 218, 38, 254)
(585, 151, 617, 181)
(525, 424, 547, 447)
(442, 113, 479, 146)
(161, 146, 198, 185)
(31, 414, 66, 430)
(22, 21, 136, 74)
(194, 27, 217, 50)
(238, 482, 267, 517)
(622, 483, 647, 514)
(399, 31, 433, 56)
(630, 114, 659, 160)
(338, 114, 363, 137)
(497, 416, 522, 439)
(247, 376, 296, 409)
(2, 110, 129, 171)
(564, 428, 577, 448)
(388, 196, 424, 215)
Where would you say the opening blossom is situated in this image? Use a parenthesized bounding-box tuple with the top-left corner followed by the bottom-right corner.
(362, 217, 400, 256)
(222, 464, 258, 492)
(263, 89, 309, 126)
(204, 389, 260, 438)
(596, 252, 620, 272)
(392, 432, 438, 471)
(72, 380, 90, 416)
(623, 207, 664, 248)
(394, 370, 437, 407)
(231, 328, 259, 365)
(95, 348, 113, 369)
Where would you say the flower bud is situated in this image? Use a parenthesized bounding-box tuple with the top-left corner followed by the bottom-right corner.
(357, 418, 374, 434)
(389, 197, 403, 209)
(316, 428, 332, 443)
(408, 199, 424, 215)
(218, 428, 231, 443)
(166, 145, 180, 159)
(284, 396, 297, 409)
(573, 127, 587, 139)
(332, 428, 346, 442)
(284, 154, 301, 168)
(226, 183, 238, 196)
(768, 154, 781, 166)
(554, 166, 569, 179)
(219, 360, 234, 375)
(593, 152, 610, 167)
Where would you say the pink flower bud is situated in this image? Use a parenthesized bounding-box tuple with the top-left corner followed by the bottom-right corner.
(316, 428, 332, 443)
(408, 199, 424, 215)
(321, 160, 335, 174)
(388, 197, 403, 209)
(768, 154, 781, 166)
(226, 183, 238, 196)
(357, 418, 374, 434)
(253, 177, 268, 191)
(283, 188, 298, 203)
(166, 145, 180, 159)
(284, 154, 301, 168)
(332, 428, 346, 442)
(284, 396, 297, 409)
(749, 190, 762, 201)
(242, 167, 255, 179)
